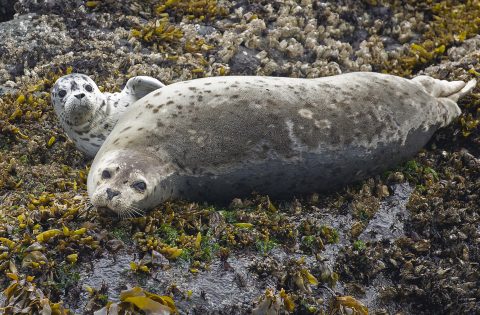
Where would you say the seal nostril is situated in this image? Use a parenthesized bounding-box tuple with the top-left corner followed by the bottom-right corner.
(106, 188, 120, 200)
(75, 93, 86, 99)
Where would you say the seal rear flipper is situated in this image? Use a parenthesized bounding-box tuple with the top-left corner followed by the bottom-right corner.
(448, 78, 477, 102)
(412, 75, 477, 101)
(412, 76, 477, 127)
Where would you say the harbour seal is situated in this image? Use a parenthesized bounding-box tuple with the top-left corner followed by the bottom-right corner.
(51, 73, 165, 157)
(87, 72, 476, 217)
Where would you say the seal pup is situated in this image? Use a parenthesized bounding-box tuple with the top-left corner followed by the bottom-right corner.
(87, 72, 476, 217)
(51, 73, 165, 157)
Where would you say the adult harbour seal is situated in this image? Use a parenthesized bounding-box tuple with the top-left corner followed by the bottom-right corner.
(87, 72, 476, 217)
(51, 73, 165, 157)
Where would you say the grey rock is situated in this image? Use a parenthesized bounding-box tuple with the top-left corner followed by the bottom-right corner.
(196, 25, 217, 36)
(229, 46, 260, 75)
(0, 0, 15, 22)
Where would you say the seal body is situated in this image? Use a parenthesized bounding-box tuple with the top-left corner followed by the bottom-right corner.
(87, 72, 475, 216)
(51, 73, 165, 157)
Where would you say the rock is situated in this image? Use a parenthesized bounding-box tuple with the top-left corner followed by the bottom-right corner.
(0, 0, 15, 22)
(106, 239, 125, 253)
(229, 46, 260, 75)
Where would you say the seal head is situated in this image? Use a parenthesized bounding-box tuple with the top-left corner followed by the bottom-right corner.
(52, 73, 165, 157)
(88, 149, 170, 217)
(52, 74, 102, 127)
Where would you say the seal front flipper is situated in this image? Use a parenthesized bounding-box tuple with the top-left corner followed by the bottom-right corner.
(123, 76, 166, 99)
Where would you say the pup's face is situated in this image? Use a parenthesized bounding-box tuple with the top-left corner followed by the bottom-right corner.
(52, 73, 102, 127)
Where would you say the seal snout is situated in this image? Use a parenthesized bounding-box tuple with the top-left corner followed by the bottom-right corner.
(106, 188, 121, 200)
(74, 93, 86, 99)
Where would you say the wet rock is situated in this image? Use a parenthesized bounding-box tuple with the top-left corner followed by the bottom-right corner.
(151, 250, 169, 267)
(0, 84, 16, 96)
(106, 239, 125, 253)
(360, 184, 412, 243)
(14, 0, 84, 15)
(196, 25, 217, 36)
(0, 0, 15, 22)
(229, 46, 261, 75)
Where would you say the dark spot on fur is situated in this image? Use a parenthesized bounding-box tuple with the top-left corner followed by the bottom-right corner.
(177, 105, 183, 109)
(189, 87, 197, 91)
(204, 82, 212, 85)
(121, 126, 131, 132)
(157, 121, 164, 127)
(138, 127, 144, 131)
(153, 91, 162, 96)
(153, 108, 159, 113)
(198, 95, 203, 101)
(167, 100, 174, 105)
(231, 95, 240, 99)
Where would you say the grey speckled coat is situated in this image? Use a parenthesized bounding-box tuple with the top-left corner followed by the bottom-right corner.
(88, 72, 475, 206)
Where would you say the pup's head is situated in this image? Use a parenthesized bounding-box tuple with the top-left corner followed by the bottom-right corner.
(52, 73, 103, 127)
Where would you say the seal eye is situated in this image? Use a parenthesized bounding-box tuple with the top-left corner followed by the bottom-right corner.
(132, 181, 147, 192)
(85, 84, 93, 92)
(101, 170, 111, 179)
(58, 90, 67, 98)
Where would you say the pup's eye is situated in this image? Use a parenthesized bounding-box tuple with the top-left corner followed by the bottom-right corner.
(102, 170, 111, 179)
(58, 90, 67, 98)
(132, 181, 147, 192)
(85, 84, 93, 92)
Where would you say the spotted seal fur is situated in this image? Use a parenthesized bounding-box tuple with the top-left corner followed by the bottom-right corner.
(87, 72, 476, 216)
(51, 73, 165, 157)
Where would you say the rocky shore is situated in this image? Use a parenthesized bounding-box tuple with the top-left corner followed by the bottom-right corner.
(0, 1, 479, 314)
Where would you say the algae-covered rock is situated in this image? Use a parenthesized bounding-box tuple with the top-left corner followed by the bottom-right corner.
(0, 1, 479, 314)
